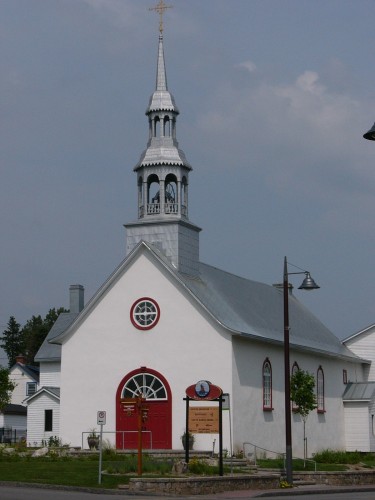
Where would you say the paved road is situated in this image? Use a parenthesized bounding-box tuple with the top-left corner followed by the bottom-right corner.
(258, 493, 375, 499)
(2, 485, 375, 499)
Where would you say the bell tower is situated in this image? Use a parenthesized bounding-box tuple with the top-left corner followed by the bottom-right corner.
(125, 2, 201, 276)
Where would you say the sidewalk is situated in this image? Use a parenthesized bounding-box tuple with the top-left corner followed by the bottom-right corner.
(197, 483, 375, 498)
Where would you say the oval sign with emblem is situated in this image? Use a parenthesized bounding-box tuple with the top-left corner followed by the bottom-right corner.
(186, 381, 223, 401)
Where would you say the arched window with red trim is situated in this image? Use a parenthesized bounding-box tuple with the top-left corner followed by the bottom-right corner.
(317, 366, 325, 413)
(263, 358, 272, 410)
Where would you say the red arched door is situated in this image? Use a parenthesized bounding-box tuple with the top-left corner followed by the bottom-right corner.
(116, 367, 172, 449)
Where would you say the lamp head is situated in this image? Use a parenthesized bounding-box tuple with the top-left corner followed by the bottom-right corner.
(363, 122, 375, 141)
(298, 272, 320, 290)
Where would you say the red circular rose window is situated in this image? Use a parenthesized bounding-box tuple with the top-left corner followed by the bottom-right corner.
(130, 297, 160, 330)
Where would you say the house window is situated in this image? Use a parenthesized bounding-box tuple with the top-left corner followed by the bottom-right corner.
(27, 382, 37, 396)
(262, 358, 272, 410)
(44, 410, 53, 432)
(291, 362, 300, 411)
(343, 369, 348, 384)
(317, 366, 325, 413)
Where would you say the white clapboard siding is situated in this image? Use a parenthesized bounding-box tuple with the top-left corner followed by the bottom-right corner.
(27, 392, 60, 447)
(39, 362, 61, 387)
(9, 366, 35, 405)
(344, 402, 370, 451)
(345, 329, 375, 380)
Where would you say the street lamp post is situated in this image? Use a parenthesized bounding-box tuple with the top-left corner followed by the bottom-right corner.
(283, 256, 319, 485)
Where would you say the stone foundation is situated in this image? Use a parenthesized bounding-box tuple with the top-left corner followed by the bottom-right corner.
(129, 474, 279, 495)
(295, 470, 375, 486)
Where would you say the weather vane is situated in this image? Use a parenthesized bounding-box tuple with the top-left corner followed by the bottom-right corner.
(149, 0, 173, 33)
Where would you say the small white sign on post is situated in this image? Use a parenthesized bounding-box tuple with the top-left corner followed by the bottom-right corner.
(97, 411, 106, 484)
(97, 410, 106, 425)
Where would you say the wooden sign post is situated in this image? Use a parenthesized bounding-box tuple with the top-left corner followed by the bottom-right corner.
(184, 381, 224, 476)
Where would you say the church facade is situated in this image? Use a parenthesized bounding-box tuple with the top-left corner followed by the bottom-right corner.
(26, 24, 371, 458)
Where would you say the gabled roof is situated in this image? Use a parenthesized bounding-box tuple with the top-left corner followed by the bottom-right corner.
(25, 386, 60, 404)
(1, 403, 27, 415)
(11, 362, 39, 383)
(35, 312, 78, 362)
(343, 382, 375, 402)
(179, 262, 360, 361)
(342, 323, 375, 344)
(47, 241, 361, 363)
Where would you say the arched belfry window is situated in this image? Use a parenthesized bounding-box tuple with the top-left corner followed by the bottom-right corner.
(147, 174, 160, 215)
(181, 176, 188, 217)
(317, 366, 325, 413)
(138, 176, 143, 214)
(165, 174, 177, 214)
(164, 116, 170, 137)
(154, 116, 161, 138)
(263, 358, 272, 410)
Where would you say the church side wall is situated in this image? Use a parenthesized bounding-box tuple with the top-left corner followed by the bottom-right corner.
(39, 362, 61, 387)
(232, 337, 355, 458)
(59, 253, 233, 450)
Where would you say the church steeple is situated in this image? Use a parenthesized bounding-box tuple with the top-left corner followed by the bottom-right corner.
(125, 8, 201, 276)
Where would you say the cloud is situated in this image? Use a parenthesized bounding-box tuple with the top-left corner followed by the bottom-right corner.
(193, 66, 375, 237)
(236, 60, 257, 73)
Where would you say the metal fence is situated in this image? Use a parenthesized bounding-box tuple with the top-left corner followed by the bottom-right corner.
(82, 430, 153, 450)
(0, 427, 27, 444)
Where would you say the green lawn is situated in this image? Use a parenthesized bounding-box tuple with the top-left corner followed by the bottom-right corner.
(0, 458, 126, 489)
(0, 448, 373, 489)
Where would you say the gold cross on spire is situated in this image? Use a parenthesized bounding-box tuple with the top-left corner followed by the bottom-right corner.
(149, 0, 173, 33)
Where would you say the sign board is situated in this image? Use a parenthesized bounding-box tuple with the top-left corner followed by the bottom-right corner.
(185, 381, 222, 401)
(97, 410, 106, 425)
(188, 406, 219, 434)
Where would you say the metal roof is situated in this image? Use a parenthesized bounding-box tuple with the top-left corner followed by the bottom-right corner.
(147, 34, 179, 113)
(25, 386, 60, 404)
(34, 312, 78, 362)
(177, 261, 361, 361)
(12, 363, 39, 382)
(134, 33, 191, 171)
(1, 403, 27, 415)
(342, 382, 375, 401)
(44, 242, 363, 363)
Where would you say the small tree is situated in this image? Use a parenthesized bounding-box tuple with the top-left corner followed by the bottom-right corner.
(290, 369, 316, 465)
(0, 367, 16, 411)
(0, 316, 24, 368)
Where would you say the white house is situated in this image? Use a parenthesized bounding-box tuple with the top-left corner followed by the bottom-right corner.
(1, 355, 38, 442)
(342, 325, 375, 452)
(9, 355, 39, 405)
(27, 25, 369, 457)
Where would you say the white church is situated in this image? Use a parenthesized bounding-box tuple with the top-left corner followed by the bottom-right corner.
(24, 17, 375, 458)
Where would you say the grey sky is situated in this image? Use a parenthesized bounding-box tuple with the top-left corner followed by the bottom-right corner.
(1, 0, 375, 365)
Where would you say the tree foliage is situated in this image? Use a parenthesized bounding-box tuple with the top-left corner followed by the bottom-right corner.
(0, 316, 24, 368)
(0, 366, 16, 411)
(290, 369, 316, 420)
(1, 308, 67, 367)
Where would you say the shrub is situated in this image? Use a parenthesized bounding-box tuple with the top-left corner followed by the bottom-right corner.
(313, 449, 372, 464)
